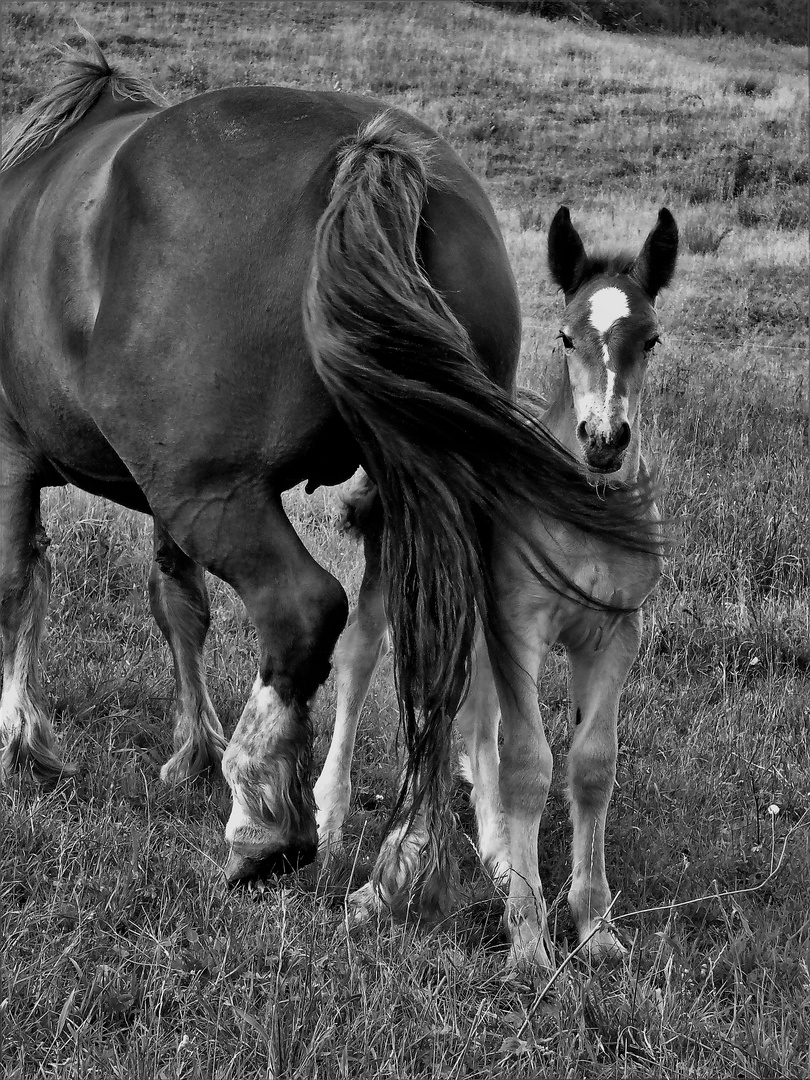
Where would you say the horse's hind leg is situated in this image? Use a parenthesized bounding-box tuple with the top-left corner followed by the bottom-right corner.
(149, 490, 348, 883)
(565, 611, 641, 959)
(349, 761, 456, 926)
(0, 446, 72, 781)
(453, 630, 509, 881)
(341, 536, 455, 924)
(149, 521, 227, 784)
(314, 531, 388, 861)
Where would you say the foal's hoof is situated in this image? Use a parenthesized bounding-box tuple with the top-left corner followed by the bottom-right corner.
(582, 927, 628, 963)
(507, 938, 555, 974)
(224, 840, 318, 887)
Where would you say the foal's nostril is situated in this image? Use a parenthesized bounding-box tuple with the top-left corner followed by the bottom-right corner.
(576, 420, 588, 444)
(614, 421, 631, 452)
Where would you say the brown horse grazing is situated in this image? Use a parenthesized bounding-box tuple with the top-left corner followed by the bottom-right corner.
(315, 207, 677, 967)
(0, 39, 660, 899)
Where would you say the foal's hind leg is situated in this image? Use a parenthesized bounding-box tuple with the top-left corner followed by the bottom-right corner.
(149, 521, 227, 784)
(0, 449, 71, 781)
(565, 611, 641, 959)
(314, 538, 388, 860)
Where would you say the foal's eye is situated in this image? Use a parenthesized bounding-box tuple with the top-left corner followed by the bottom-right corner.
(559, 332, 574, 350)
(643, 335, 660, 353)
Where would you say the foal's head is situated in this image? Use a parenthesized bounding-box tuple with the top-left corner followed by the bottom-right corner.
(548, 207, 678, 475)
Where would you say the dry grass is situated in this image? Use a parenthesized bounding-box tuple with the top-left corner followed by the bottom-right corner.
(1, 3, 808, 1078)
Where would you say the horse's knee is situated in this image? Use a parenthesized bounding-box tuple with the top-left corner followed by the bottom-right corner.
(149, 534, 210, 645)
(499, 735, 553, 817)
(568, 738, 616, 813)
(0, 535, 69, 781)
(255, 569, 348, 702)
(0, 544, 49, 636)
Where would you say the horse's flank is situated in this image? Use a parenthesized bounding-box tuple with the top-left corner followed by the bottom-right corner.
(1, 28, 166, 172)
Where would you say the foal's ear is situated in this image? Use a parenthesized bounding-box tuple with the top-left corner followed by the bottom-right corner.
(631, 208, 678, 301)
(548, 206, 587, 295)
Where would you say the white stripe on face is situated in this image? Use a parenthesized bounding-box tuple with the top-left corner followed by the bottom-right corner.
(588, 286, 629, 336)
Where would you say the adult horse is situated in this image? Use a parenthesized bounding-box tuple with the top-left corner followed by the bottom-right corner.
(0, 38, 660, 901)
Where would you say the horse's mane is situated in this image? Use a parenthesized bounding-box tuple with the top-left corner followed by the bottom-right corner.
(1, 27, 166, 172)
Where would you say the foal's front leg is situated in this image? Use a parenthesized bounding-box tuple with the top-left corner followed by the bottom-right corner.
(487, 596, 556, 970)
(565, 610, 642, 958)
(148, 521, 227, 784)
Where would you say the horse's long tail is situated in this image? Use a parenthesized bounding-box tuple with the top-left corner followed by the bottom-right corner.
(304, 112, 656, 897)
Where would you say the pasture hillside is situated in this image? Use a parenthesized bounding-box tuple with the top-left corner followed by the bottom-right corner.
(1, 3, 808, 1078)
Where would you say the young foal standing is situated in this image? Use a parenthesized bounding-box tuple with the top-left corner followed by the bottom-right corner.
(315, 206, 677, 967)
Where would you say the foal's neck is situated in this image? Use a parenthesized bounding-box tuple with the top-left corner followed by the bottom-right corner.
(543, 355, 643, 487)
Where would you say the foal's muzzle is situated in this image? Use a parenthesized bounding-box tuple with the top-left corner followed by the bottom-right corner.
(577, 420, 631, 474)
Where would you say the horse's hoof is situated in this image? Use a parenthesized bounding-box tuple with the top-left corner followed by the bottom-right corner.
(224, 839, 318, 887)
(346, 881, 385, 923)
(1, 739, 79, 785)
(160, 731, 227, 786)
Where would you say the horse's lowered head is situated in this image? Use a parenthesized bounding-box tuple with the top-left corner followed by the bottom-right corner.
(547, 206, 678, 478)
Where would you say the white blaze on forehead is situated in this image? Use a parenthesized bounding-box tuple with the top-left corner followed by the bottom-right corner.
(589, 286, 629, 336)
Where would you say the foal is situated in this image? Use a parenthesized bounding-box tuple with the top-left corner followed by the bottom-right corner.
(314, 206, 677, 967)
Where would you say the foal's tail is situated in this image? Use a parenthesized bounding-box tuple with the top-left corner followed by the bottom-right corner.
(304, 112, 655, 898)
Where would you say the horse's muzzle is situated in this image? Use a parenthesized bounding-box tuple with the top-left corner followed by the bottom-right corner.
(224, 840, 318, 886)
(578, 420, 631, 473)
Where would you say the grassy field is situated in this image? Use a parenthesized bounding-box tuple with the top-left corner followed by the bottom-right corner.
(1, 2, 808, 1077)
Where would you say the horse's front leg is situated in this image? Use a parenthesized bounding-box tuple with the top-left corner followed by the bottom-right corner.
(0, 446, 74, 782)
(314, 532, 388, 861)
(148, 520, 227, 784)
(453, 627, 509, 882)
(564, 610, 641, 959)
(151, 488, 348, 882)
